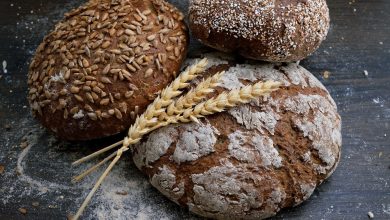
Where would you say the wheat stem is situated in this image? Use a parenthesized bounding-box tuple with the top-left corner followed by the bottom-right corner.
(72, 151, 117, 183)
(72, 149, 124, 220)
(72, 140, 123, 166)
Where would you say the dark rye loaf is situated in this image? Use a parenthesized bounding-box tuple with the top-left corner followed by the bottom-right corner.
(189, 0, 330, 62)
(132, 53, 342, 219)
(28, 0, 188, 140)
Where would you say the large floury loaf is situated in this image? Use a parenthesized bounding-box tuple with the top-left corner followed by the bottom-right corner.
(132, 54, 342, 219)
(189, 0, 330, 62)
(70, 59, 281, 220)
(27, 0, 188, 140)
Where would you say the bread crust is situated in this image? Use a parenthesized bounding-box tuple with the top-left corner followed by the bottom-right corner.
(28, 0, 189, 140)
(132, 54, 342, 219)
(189, 0, 330, 62)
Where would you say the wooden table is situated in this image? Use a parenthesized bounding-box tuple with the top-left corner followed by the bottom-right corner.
(0, 0, 389, 219)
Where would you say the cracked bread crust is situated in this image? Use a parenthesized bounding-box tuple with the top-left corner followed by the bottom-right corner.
(132, 54, 341, 219)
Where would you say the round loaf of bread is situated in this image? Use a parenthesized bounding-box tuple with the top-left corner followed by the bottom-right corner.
(132, 54, 342, 219)
(27, 0, 188, 140)
(189, 0, 330, 62)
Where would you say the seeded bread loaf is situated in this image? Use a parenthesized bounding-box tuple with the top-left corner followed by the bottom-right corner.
(27, 0, 188, 140)
(132, 54, 342, 219)
(189, 0, 330, 62)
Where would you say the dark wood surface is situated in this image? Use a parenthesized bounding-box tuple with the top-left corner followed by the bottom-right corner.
(0, 0, 389, 219)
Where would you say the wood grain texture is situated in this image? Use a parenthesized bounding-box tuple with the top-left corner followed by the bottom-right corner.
(0, 0, 389, 219)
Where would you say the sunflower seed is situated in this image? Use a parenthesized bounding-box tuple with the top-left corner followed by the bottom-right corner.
(100, 98, 110, 105)
(70, 86, 80, 93)
(101, 76, 112, 84)
(145, 68, 153, 77)
(74, 94, 84, 102)
(108, 109, 115, 115)
(84, 104, 93, 112)
(125, 91, 134, 98)
(102, 64, 111, 75)
(70, 107, 79, 114)
(114, 108, 122, 119)
(87, 112, 98, 121)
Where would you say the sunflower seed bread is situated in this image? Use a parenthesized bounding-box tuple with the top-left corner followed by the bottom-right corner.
(27, 0, 188, 140)
(189, 0, 330, 62)
(132, 53, 342, 219)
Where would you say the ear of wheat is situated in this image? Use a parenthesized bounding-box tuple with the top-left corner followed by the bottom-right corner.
(72, 59, 208, 167)
(167, 71, 225, 116)
(71, 59, 282, 220)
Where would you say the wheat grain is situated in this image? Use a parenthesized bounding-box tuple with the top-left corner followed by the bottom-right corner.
(171, 80, 282, 124)
(142, 58, 208, 120)
(166, 71, 225, 116)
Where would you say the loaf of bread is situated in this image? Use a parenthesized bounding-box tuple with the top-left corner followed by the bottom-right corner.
(27, 0, 188, 140)
(132, 53, 342, 219)
(189, 0, 330, 62)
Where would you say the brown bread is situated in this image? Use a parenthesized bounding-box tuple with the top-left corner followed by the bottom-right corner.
(27, 0, 188, 140)
(189, 0, 330, 62)
(132, 53, 342, 219)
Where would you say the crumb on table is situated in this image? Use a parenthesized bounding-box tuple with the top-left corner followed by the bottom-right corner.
(18, 208, 27, 215)
(323, 70, 331, 79)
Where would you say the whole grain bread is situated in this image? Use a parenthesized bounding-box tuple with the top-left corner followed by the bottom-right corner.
(132, 53, 342, 219)
(189, 0, 330, 62)
(27, 0, 188, 140)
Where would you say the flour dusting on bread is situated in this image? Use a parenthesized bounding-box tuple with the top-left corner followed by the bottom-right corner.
(132, 54, 342, 220)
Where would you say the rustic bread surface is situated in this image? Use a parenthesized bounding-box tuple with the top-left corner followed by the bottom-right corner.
(132, 54, 342, 219)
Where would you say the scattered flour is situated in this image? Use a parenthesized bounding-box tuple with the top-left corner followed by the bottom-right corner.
(6, 118, 197, 220)
(2, 60, 7, 73)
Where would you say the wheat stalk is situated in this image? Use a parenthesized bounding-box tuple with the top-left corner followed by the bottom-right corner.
(72, 60, 282, 220)
(72, 141, 124, 166)
(72, 70, 225, 183)
(71, 59, 207, 219)
(72, 59, 208, 167)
